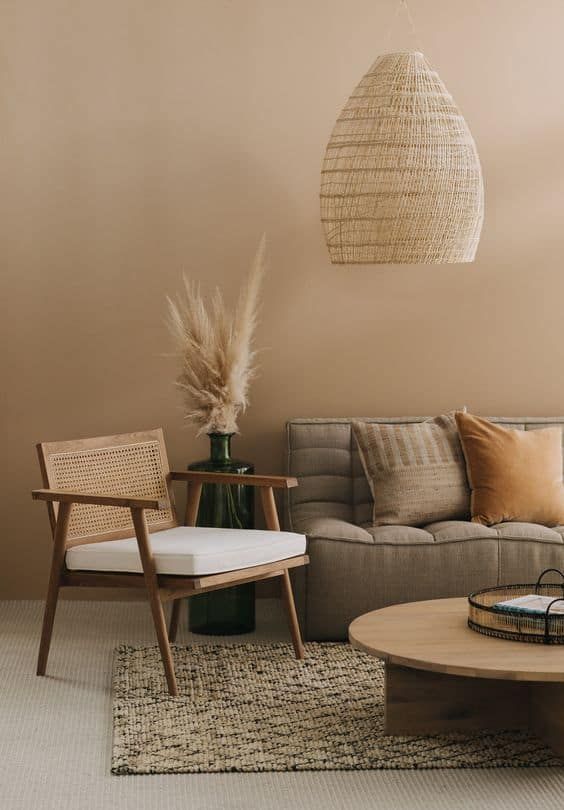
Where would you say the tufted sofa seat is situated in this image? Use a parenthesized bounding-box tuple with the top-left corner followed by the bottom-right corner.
(285, 417, 564, 641)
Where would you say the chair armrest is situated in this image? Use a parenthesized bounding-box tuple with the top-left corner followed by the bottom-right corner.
(31, 488, 168, 510)
(169, 471, 298, 489)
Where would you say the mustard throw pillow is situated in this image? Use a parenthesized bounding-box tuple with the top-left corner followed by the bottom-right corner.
(455, 411, 564, 527)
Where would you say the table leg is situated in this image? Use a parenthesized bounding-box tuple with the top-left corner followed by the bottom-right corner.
(530, 682, 564, 758)
(384, 663, 529, 735)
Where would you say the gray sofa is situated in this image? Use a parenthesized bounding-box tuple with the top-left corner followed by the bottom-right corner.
(285, 416, 564, 641)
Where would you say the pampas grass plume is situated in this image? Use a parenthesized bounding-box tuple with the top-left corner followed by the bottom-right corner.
(166, 236, 266, 435)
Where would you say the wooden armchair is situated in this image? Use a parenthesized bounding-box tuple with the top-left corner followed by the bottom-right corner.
(32, 428, 308, 695)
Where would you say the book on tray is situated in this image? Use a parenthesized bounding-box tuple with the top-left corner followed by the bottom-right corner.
(494, 594, 564, 616)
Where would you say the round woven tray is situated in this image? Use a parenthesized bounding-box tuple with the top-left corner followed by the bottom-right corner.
(468, 569, 564, 644)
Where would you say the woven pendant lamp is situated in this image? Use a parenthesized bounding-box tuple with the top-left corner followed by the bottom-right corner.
(320, 51, 484, 264)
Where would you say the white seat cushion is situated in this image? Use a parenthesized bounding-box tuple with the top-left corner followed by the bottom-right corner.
(65, 525, 306, 577)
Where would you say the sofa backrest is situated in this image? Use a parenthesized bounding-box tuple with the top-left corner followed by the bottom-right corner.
(286, 417, 564, 529)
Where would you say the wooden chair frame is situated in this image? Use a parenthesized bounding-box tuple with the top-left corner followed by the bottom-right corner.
(32, 430, 308, 696)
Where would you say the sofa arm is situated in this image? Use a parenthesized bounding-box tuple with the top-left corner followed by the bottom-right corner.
(291, 516, 373, 545)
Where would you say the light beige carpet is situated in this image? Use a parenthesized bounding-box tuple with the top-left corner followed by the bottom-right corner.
(112, 642, 561, 774)
(4, 601, 564, 810)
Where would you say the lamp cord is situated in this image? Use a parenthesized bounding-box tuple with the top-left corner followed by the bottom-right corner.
(384, 0, 424, 54)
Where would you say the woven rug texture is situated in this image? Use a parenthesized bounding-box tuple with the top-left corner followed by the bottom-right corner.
(112, 642, 561, 774)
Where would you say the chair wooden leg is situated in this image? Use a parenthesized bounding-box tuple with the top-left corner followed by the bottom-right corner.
(37, 578, 62, 676)
(147, 588, 179, 696)
(259, 488, 304, 659)
(169, 599, 182, 642)
(37, 502, 72, 676)
(281, 569, 305, 659)
(131, 508, 179, 696)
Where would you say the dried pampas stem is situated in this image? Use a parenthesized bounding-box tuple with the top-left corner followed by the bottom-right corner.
(166, 236, 266, 436)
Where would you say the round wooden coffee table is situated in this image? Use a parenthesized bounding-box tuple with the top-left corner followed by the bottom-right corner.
(349, 597, 564, 757)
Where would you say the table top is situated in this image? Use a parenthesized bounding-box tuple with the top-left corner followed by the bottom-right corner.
(349, 597, 564, 682)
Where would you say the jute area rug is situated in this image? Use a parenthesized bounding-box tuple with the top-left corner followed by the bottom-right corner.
(112, 643, 562, 774)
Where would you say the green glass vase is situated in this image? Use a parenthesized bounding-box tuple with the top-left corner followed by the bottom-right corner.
(187, 433, 256, 635)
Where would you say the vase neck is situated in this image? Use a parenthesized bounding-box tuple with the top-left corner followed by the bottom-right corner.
(208, 433, 233, 463)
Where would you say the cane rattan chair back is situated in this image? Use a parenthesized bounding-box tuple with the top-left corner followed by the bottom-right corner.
(37, 429, 177, 546)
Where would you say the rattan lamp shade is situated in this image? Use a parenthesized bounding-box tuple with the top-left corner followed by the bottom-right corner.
(320, 51, 484, 264)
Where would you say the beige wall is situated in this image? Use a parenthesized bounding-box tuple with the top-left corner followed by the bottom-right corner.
(2, 0, 564, 598)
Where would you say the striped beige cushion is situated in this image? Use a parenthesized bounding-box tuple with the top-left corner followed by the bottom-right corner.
(352, 414, 470, 527)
